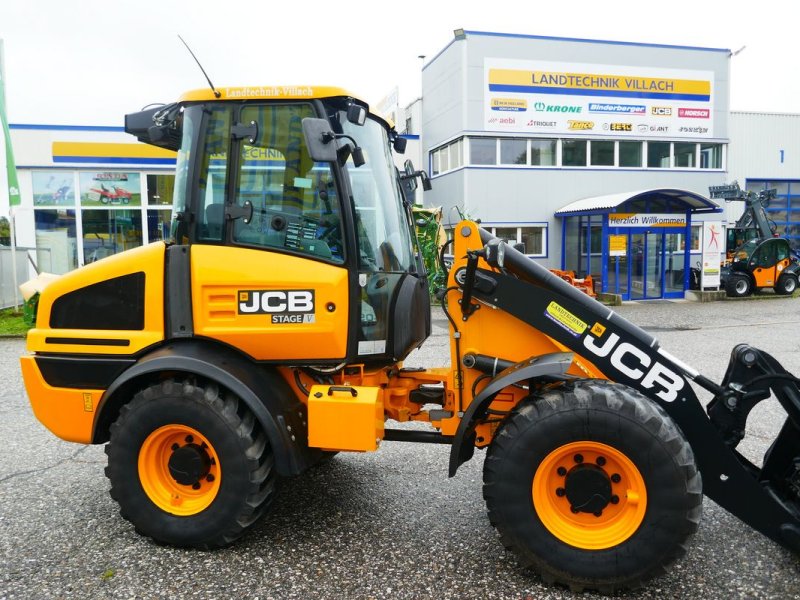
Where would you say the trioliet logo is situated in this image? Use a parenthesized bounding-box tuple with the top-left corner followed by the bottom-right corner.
(238, 290, 316, 324)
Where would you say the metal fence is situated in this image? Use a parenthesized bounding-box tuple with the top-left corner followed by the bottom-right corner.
(0, 247, 35, 310)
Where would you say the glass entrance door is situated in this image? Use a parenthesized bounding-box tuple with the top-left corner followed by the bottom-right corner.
(630, 230, 663, 300)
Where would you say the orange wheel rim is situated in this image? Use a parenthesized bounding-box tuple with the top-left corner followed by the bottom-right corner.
(532, 441, 647, 550)
(138, 424, 221, 516)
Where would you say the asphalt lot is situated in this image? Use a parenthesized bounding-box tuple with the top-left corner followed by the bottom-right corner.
(2, 297, 800, 599)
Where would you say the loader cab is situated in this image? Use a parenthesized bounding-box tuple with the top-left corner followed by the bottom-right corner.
(127, 87, 430, 365)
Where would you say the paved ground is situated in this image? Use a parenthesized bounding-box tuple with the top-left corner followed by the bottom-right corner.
(1, 297, 800, 599)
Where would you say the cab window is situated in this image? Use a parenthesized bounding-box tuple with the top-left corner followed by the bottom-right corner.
(231, 104, 344, 263)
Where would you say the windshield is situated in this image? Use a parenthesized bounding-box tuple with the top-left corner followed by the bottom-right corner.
(732, 238, 760, 262)
(339, 115, 414, 273)
(169, 105, 200, 243)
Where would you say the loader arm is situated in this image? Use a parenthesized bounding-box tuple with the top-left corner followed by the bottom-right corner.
(450, 226, 800, 553)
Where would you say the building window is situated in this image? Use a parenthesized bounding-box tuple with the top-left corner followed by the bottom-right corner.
(484, 225, 547, 257)
(470, 137, 497, 165)
(647, 142, 671, 168)
(674, 142, 696, 168)
(431, 138, 464, 175)
(500, 139, 527, 165)
(147, 174, 174, 205)
(562, 140, 587, 166)
(34, 209, 78, 274)
(81, 209, 143, 264)
(79, 172, 141, 206)
(530, 139, 556, 166)
(700, 143, 722, 169)
(32, 171, 75, 207)
(590, 140, 614, 166)
(619, 141, 643, 167)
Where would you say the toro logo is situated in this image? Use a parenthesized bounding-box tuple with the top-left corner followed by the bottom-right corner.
(568, 120, 594, 130)
(583, 332, 684, 402)
(651, 106, 672, 116)
(238, 289, 316, 324)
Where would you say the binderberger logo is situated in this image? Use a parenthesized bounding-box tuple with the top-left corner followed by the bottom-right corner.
(238, 290, 316, 324)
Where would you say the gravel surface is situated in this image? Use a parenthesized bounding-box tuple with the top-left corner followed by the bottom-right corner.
(2, 296, 800, 599)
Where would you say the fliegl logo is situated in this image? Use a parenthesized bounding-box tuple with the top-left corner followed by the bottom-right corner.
(568, 120, 594, 131)
(238, 290, 316, 324)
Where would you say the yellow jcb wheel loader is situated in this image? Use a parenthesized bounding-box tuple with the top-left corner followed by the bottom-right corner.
(20, 86, 800, 593)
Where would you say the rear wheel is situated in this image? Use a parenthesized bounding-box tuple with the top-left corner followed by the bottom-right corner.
(725, 273, 753, 297)
(483, 380, 702, 593)
(775, 273, 798, 295)
(105, 378, 276, 548)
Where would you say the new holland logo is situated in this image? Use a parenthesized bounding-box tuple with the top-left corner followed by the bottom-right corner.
(568, 120, 594, 130)
(238, 290, 316, 324)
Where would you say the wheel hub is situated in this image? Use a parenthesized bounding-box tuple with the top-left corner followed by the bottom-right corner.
(564, 464, 612, 514)
(168, 443, 211, 486)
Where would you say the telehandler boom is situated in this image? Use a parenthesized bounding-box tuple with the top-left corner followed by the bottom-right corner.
(20, 86, 800, 593)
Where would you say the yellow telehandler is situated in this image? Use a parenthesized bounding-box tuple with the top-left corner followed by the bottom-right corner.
(20, 86, 800, 592)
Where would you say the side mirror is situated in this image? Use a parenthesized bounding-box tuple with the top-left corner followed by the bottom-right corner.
(393, 136, 408, 154)
(347, 103, 367, 126)
(302, 118, 338, 163)
(482, 238, 506, 269)
(419, 170, 432, 191)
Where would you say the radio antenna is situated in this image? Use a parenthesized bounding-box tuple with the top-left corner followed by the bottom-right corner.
(178, 35, 221, 98)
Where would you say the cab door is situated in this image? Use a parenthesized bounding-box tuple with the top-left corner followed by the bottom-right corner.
(749, 239, 782, 288)
(189, 102, 352, 362)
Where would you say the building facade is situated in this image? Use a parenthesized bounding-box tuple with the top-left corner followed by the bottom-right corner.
(421, 30, 734, 299)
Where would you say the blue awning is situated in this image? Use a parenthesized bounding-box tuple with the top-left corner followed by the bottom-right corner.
(555, 188, 721, 216)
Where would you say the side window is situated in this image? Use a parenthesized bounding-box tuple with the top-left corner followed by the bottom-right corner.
(197, 106, 232, 242)
(232, 104, 344, 263)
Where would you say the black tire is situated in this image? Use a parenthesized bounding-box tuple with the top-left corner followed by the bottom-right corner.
(775, 273, 798, 295)
(725, 273, 753, 297)
(483, 380, 702, 593)
(105, 378, 276, 548)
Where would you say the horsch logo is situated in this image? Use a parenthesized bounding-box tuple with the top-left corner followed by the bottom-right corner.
(678, 108, 710, 118)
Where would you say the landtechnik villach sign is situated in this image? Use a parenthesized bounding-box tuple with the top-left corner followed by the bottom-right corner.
(484, 59, 714, 138)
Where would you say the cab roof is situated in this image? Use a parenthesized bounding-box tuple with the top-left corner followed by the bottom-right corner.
(178, 86, 394, 129)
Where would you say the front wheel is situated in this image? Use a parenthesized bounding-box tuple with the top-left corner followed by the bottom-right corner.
(725, 273, 753, 297)
(105, 379, 276, 548)
(775, 273, 798, 295)
(483, 380, 702, 593)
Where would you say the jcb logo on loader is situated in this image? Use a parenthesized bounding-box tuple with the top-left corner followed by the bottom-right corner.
(583, 331, 684, 402)
(238, 290, 316, 323)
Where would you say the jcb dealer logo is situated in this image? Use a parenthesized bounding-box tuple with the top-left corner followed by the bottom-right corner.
(238, 290, 316, 324)
(651, 106, 672, 116)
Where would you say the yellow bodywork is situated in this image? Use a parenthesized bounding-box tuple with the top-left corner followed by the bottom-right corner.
(308, 385, 384, 451)
(190, 245, 349, 361)
(26, 242, 166, 355)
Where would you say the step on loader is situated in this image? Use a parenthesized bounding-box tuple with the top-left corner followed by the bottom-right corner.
(20, 86, 800, 593)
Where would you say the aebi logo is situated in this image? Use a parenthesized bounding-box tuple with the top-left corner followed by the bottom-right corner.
(582, 332, 684, 402)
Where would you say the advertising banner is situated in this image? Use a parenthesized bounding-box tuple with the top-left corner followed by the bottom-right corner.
(609, 213, 687, 228)
(701, 221, 724, 289)
(0, 41, 20, 207)
(484, 59, 714, 139)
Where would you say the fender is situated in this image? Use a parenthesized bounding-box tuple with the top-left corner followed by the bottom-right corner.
(95, 339, 320, 476)
(448, 352, 574, 476)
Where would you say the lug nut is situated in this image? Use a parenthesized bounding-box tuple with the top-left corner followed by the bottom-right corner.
(185, 435, 194, 443)
(557, 466, 567, 477)
(611, 473, 621, 483)
(171, 443, 180, 451)
(570, 506, 579, 514)
(596, 456, 606, 466)
(593, 510, 603, 517)
(206, 474, 215, 483)
(610, 495, 619, 504)
(574, 454, 584, 464)
(556, 487, 566, 497)
(192, 482, 201, 490)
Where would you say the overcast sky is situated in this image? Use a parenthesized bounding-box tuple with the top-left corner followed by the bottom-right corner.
(1, 1, 797, 126)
